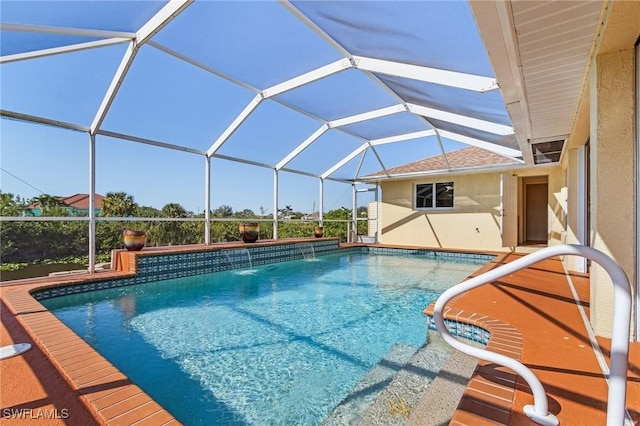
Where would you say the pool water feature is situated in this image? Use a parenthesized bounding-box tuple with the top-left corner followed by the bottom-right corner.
(43, 252, 485, 425)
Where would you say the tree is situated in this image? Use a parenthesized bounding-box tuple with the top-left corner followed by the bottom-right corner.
(212, 205, 234, 218)
(101, 192, 138, 217)
(32, 194, 68, 217)
(236, 209, 256, 218)
(278, 205, 293, 218)
(0, 192, 29, 216)
(161, 203, 187, 218)
(136, 205, 160, 217)
(152, 203, 190, 246)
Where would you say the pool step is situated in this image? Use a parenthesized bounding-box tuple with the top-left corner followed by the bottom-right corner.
(322, 343, 420, 426)
(406, 338, 481, 425)
(356, 331, 454, 426)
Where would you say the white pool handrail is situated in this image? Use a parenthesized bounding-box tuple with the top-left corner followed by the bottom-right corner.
(433, 244, 631, 426)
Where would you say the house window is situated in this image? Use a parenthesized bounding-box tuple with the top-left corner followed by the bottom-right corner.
(415, 182, 454, 209)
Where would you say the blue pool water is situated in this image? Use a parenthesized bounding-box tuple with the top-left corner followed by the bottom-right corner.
(43, 252, 485, 425)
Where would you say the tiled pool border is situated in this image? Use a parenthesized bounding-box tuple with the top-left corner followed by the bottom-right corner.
(426, 316, 491, 345)
(31, 241, 494, 302)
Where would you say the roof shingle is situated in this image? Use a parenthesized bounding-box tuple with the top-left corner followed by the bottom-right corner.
(367, 146, 518, 177)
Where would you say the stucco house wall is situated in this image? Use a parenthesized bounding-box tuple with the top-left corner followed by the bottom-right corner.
(560, 1, 638, 339)
(378, 167, 565, 251)
(379, 172, 505, 251)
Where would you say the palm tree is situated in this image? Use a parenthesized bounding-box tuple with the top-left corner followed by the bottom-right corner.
(161, 203, 187, 218)
(157, 203, 189, 245)
(101, 192, 137, 217)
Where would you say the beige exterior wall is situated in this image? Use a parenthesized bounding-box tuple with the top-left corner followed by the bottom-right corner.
(548, 168, 566, 247)
(558, 1, 638, 338)
(379, 168, 564, 251)
(563, 148, 587, 272)
(589, 48, 636, 338)
(379, 173, 505, 251)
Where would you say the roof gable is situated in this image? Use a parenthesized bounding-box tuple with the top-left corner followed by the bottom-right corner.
(367, 146, 519, 178)
(59, 193, 105, 209)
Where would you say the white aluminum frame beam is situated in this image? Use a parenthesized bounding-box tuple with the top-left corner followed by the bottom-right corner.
(1, 109, 90, 132)
(328, 104, 405, 128)
(136, 0, 193, 45)
(273, 169, 279, 240)
(148, 41, 257, 93)
(98, 130, 206, 155)
(353, 56, 499, 93)
(370, 129, 437, 146)
(321, 144, 368, 179)
(0, 23, 136, 39)
(205, 157, 211, 244)
(206, 93, 263, 157)
(90, 41, 136, 134)
(280, 1, 353, 58)
(88, 134, 96, 273)
(90, 0, 192, 135)
(438, 130, 523, 159)
(0, 38, 130, 65)
(319, 178, 324, 225)
(407, 103, 514, 136)
(262, 58, 351, 99)
(276, 124, 328, 170)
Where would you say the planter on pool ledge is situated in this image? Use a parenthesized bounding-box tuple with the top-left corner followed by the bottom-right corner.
(239, 222, 259, 243)
(313, 225, 324, 238)
(123, 230, 147, 251)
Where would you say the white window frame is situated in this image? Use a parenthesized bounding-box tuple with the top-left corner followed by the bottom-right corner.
(414, 181, 455, 210)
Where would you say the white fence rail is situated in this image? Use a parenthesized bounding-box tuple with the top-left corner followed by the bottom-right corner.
(433, 244, 631, 426)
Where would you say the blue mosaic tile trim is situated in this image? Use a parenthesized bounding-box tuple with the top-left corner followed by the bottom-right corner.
(32, 242, 492, 302)
(366, 247, 492, 264)
(426, 316, 490, 345)
(33, 240, 341, 301)
(33, 277, 138, 301)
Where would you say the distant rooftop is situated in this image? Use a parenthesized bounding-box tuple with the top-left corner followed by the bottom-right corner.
(59, 193, 105, 210)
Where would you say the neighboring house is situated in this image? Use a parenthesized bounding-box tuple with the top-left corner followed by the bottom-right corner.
(60, 193, 105, 216)
(29, 193, 105, 216)
(301, 212, 320, 221)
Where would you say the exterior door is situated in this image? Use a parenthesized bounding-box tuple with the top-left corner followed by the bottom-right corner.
(524, 180, 548, 243)
(501, 174, 518, 247)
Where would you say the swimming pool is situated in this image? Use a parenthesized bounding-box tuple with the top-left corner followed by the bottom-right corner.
(43, 251, 486, 425)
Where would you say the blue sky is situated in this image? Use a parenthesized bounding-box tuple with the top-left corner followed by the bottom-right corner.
(1, 0, 491, 214)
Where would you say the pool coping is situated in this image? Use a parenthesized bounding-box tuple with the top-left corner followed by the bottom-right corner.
(423, 253, 524, 425)
(1, 240, 498, 425)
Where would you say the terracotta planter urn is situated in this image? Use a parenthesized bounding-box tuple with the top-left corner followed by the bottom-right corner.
(123, 230, 147, 251)
(239, 222, 259, 243)
(313, 225, 324, 238)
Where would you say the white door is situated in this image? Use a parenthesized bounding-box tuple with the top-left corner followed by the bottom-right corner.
(501, 174, 518, 247)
